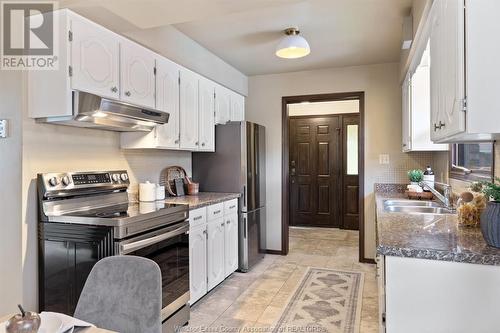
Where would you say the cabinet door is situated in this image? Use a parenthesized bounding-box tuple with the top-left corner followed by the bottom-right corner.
(189, 225, 207, 305)
(215, 85, 231, 124)
(439, 0, 465, 139)
(224, 213, 239, 278)
(120, 42, 156, 109)
(207, 218, 225, 290)
(70, 15, 119, 100)
(429, 2, 442, 142)
(230, 92, 245, 122)
(402, 74, 412, 152)
(179, 69, 199, 150)
(155, 58, 180, 149)
(198, 78, 215, 152)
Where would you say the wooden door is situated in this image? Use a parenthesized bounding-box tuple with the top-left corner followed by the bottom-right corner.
(289, 116, 341, 227)
(70, 15, 120, 100)
(179, 69, 199, 150)
(120, 42, 156, 109)
(341, 115, 360, 230)
(155, 57, 180, 148)
(189, 224, 207, 305)
(224, 213, 239, 277)
(207, 218, 225, 290)
(198, 78, 215, 151)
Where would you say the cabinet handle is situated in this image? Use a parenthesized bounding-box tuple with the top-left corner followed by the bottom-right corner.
(174, 139, 179, 144)
(195, 141, 199, 146)
(111, 86, 118, 93)
(402, 143, 407, 147)
(434, 121, 446, 131)
(226, 220, 231, 224)
(125, 91, 131, 97)
(221, 222, 225, 227)
(193, 216, 203, 221)
(229, 205, 236, 209)
(439, 121, 445, 128)
(213, 210, 221, 215)
(201, 142, 205, 147)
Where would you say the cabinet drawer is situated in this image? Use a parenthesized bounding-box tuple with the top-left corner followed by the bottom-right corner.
(207, 203, 224, 221)
(224, 199, 238, 216)
(189, 207, 207, 228)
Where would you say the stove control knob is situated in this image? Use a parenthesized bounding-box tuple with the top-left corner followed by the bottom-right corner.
(120, 173, 129, 181)
(61, 175, 71, 186)
(112, 174, 120, 182)
(48, 177, 59, 187)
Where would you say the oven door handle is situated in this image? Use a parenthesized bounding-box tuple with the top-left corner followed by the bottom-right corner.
(120, 224, 189, 254)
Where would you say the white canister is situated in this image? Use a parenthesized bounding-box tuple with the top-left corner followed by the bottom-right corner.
(139, 181, 157, 202)
(156, 185, 166, 201)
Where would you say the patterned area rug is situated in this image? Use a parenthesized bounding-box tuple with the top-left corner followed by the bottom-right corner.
(274, 268, 364, 333)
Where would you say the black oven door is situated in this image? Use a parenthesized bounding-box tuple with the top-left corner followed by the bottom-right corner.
(117, 221, 190, 321)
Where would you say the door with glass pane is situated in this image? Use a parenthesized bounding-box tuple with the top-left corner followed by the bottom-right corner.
(342, 115, 360, 230)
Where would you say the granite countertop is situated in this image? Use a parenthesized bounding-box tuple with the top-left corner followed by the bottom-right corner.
(164, 192, 240, 209)
(375, 184, 500, 266)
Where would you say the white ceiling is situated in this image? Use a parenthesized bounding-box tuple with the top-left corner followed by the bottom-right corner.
(59, 0, 411, 76)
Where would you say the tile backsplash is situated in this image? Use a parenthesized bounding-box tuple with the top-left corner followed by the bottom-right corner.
(374, 151, 442, 183)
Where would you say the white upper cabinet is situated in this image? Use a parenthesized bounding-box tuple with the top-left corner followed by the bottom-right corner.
(70, 14, 120, 100)
(402, 40, 448, 152)
(230, 91, 245, 122)
(155, 58, 181, 149)
(198, 78, 216, 152)
(215, 85, 231, 124)
(429, 0, 500, 142)
(215, 85, 245, 124)
(179, 69, 200, 150)
(120, 42, 156, 109)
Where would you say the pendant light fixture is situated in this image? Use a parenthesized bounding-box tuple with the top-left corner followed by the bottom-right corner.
(275, 27, 310, 59)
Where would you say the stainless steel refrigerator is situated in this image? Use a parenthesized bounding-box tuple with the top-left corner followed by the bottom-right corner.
(193, 121, 266, 272)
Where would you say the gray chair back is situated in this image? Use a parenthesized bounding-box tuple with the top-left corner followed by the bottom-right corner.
(74, 256, 162, 333)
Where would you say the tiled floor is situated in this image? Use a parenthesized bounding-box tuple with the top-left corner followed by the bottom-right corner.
(182, 227, 379, 332)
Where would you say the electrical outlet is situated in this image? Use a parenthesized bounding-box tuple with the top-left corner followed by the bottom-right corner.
(0, 119, 7, 138)
(379, 154, 390, 165)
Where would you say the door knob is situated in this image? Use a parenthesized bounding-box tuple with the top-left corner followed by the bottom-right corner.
(111, 86, 118, 93)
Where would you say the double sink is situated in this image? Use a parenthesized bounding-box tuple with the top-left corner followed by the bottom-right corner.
(383, 200, 454, 215)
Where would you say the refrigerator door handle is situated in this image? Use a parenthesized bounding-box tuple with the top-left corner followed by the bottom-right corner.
(243, 185, 247, 209)
(243, 215, 247, 239)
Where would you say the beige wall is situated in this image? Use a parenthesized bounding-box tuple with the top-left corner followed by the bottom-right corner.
(288, 100, 360, 116)
(0, 71, 23, 315)
(247, 62, 437, 259)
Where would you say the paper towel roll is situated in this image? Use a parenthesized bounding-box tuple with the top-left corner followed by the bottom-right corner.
(139, 181, 156, 202)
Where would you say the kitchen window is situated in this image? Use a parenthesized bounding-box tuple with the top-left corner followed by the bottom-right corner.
(450, 142, 495, 182)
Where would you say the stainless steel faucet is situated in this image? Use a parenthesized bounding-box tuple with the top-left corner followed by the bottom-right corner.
(419, 181, 454, 211)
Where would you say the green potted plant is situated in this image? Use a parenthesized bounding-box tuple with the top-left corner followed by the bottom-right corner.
(480, 177, 500, 248)
(407, 169, 424, 185)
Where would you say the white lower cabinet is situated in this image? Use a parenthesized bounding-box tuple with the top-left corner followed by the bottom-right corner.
(189, 224, 207, 305)
(382, 256, 500, 333)
(188, 200, 239, 305)
(207, 218, 226, 290)
(224, 213, 239, 277)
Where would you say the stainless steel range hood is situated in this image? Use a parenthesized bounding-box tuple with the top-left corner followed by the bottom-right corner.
(37, 91, 169, 132)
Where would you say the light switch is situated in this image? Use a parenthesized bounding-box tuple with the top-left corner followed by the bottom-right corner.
(0, 119, 7, 138)
(379, 154, 390, 165)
